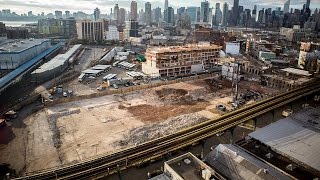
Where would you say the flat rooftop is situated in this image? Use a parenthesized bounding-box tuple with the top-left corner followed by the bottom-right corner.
(165, 152, 214, 180)
(248, 107, 320, 173)
(0, 43, 62, 91)
(205, 144, 292, 180)
(262, 74, 312, 84)
(0, 39, 50, 53)
(146, 44, 222, 54)
(32, 44, 82, 74)
(281, 68, 312, 77)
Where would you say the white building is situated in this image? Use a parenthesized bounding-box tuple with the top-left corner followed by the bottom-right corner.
(225, 42, 240, 55)
(0, 39, 51, 69)
(105, 25, 119, 41)
(222, 62, 244, 81)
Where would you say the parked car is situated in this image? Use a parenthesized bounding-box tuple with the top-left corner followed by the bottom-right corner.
(63, 92, 68, 97)
(112, 84, 119, 89)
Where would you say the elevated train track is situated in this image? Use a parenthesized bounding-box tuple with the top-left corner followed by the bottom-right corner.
(16, 82, 320, 180)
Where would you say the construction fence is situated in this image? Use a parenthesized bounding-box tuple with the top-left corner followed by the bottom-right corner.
(44, 73, 216, 107)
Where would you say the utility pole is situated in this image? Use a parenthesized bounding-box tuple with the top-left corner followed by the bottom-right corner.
(232, 60, 240, 103)
(235, 62, 240, 102)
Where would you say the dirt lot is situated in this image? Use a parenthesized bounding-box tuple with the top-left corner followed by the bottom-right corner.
(0, 78, 281, 175)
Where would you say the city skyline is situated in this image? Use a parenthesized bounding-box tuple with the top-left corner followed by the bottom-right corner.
(1, 0, 320, 15)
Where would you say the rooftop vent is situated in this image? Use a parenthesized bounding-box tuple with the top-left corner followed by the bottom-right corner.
(184, 158, 191, 164)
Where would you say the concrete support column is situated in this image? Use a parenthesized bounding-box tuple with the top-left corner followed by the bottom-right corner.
(200, 140, 205, 159)
(229, 127, 236, 144)
(271, 109, 275, 122)
(117, 164, 122, 180)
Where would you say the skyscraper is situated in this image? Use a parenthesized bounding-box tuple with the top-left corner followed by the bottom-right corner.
(145, 2, 152, 25)
(94, 8, 100, 21)
(139, 9, 145, 24)
(55, 10, 63, 19)
(258, 8, 264, 24)
(215, 3, 222, 26)
(154, 7, 161, 22)
(283, 0, 290, 13)
(65, 11, 70, 18)
(232, 0, 239, 25)
(252, 5, 257, 21)
(165, 0, 168, 10)
(222, 3, 229, 26)
(306, 0, 311, 9)
(164, 7, 174, 25)
(119, 8, 126, 24)
(28, 11, 33, 17)
(131, 1, 138, 21)
(200, 0, 210, 23)
(114, 4, 120, 22)
(187, 7, 198, 25)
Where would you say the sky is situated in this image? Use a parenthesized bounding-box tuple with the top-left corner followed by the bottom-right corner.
(1, 0, 320, 15)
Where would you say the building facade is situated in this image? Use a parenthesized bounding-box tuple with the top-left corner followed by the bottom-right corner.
(38, 18, 61, 35)
(0, 39, 51, 69)
(105, 25, 119, 40)
(60, 18, 77, 37)
(131, 1, 138, 21)
(200, 1, 210, 23)
(142, 44, 222, 77)
(145, 2, 152, 25)
(76, 20, 104, 41)
(123, 20, 139, 40)
(187, 7, 198, 25)
(94, 8, 100, 20)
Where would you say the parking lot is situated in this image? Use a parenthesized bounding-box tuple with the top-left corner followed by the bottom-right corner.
(58, 46, 148, 96)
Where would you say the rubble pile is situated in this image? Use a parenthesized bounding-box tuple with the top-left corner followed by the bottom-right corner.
(155, 88, 189, 103)
(118, 113, 208, 146)
(154, 87, 208, 105)
(47, 109, 80, 148)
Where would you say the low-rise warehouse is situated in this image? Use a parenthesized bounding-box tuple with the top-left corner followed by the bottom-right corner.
(205, 144, 292, 180)
(31, 44, 82, 82)
(100, 47, 123, 63)
(118, 61, 136, 70)
(245, 107, 320, 179)
(91, 65, 111, 72)
(126, 71, 145, 79)
(82, 69, 103, 77)
(0, 39, 51, 69)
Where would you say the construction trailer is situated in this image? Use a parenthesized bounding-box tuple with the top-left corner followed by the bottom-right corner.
(103, 74, 117, 81)
(107, 77, 134, 86)
(82, 69, 104, 77)
(126, 71, 145, 80)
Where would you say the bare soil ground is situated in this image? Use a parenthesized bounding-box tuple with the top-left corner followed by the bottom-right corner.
(0, 78, 281, 175)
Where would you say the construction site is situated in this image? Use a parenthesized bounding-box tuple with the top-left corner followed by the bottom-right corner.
(2, 39, 317, 178)
(0, 74, 279, 175)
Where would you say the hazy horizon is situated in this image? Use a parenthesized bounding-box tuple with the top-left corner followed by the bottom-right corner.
(1, 0, 320, 15)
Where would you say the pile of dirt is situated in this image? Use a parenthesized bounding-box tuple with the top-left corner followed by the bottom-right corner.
(117, 113, 209, 146)
(204, 78, 232, 92)
(155, 88, 190, 103)
(126, 103, 209, 122)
